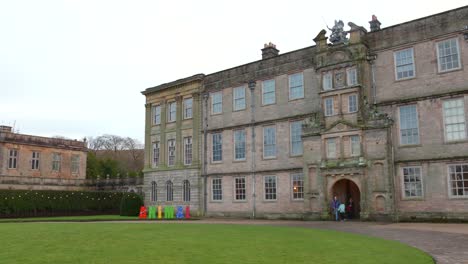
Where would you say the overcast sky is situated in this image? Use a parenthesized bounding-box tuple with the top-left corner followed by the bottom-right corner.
(1, 0, 466, 142)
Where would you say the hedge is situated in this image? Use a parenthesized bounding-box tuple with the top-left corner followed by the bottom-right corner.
(120, 194, 143, 216)
(0, 190, 142, 218)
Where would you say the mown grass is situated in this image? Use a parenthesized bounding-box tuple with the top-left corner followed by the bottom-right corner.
(0, 215, 138, 222)
(0, 223, 433, 264)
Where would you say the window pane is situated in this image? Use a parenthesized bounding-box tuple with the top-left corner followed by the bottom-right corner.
(403, 166, 423, 198)
(290, 121, 303, 155)
(292, 173, 304, 200)
(325, 98, 334, 116)
(438, 39, 460, 72)
(262, 79, 276, 105)
(263, 126, 276, 158)
(212, 178, 222, 200)
(234, 130, 246, 160)
(395, 48, 415, 80)
(184, 98, 193, 119)
(233, 87, 246, 110)
(212, 133, 223, 161)
(399, 105, 419, 145)
(327, 138, 336, 158)
(264, 176, 277, 200)
(289, 73, 304, 99)
(212, 92, 222, 114)
(348, 94, 358, 113)
(235, 177, 246, 201)
(443, 99, 466, 141)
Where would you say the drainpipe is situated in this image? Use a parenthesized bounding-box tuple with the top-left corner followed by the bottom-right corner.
(248, 80, 257, 219)
(202, 92, 209, 216)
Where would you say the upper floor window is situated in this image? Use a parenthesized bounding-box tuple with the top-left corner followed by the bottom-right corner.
(184, 137, 192, 165)
(263, 126, 276, 158)
(350, 135, 360, 157)
(292, 173, 304, 200)
(437, 38, 461, 72)
(71, 155, 80, 174)
(264, 176, 277, 200)
(212, 178, 222, 201)
(167, 139, 176, 166)
(8, 149, 18, 169)
(399, 105, 419, 145)
(262, 79, 276, 105)
(168, 102, 176, 122)
(326, 138, 336, 159)
(52, 153, 61, 171)
(212, 133, 222, 162)
(234, 130, 246, 160)
(348, 94, 358, 113)
(402, 166, 423, 198)
(394, 48, 415, 80)
(234, 177, 246, 201)
(289, 73, 304, 100)
(152, 141, 160, 168)
(211, 91, 222, 114)
(346, 68, 357, 86)
(31, 151, 40, 170)
(449, 164, 468, 197)
(233, 86, 246, 111)
(323, 72, 333, 91)
(290, 121, 303, 156)
(153, 105, 161, 125)
(443, 99, 466, 141)
(183, 98, 193, 119)
(166, 180, 173, 201)
(324, 97, 334, 116)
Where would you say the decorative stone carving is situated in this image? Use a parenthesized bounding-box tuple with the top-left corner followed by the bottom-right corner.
(334, 71, 345, 88)
(328, 20, 348, 44)
(303, 113, 324, 135)
(361, 97, 394, 127)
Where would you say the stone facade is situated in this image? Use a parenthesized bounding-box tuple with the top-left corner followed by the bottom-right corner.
(0, 126, 87, 190)
(143, 6, 468, 221)
(142, 74, 204, 214)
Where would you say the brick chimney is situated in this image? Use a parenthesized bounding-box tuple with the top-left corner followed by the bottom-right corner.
(0, 126, 12, 133)
(261, 42, 279, 59)
(369, 15, 381, 32)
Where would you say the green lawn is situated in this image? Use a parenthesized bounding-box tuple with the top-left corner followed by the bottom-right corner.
(0, 215, 138, 222)
(0, 223, 433, 264)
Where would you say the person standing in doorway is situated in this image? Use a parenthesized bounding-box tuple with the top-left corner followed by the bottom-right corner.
(347, 198, 354, 220)
(330, 196, 340, 221)
(338, 202, 346, 221)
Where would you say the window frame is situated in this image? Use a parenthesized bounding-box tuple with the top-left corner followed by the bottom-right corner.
(52, 152, 61, 172)
(234, 129, 246, 161)
(211, 91, 223, 115)
(151, 181, 157, 202)
(263, 125, 276, 159)
(326, 138, 337, 159)
(183, 98, 193, 119)
(436, 38, 461, 73)
(167, 101, 177, 122)
(212, 133, 223, 162)
(152, 141, 160, 168)
(212, 178, 223, 201)
(166, 180, 173, 201)
(322, 72, 333, 91)
(290, 120, 303, 156)
(394, 47, 416, 80)
(264, 175, 277, 201)
(31, 151, 40, 170)
(348, 94, 358, 113)
(167, 139, 176, 166)
(288, 72, 304, 100)
(71, 155, 80, 174)
(324, 97, 334, 116)
(291, 173, 304, 200)
(346, 67, 357, 86)
(261, 79, 276, 105)
(153, 105, 161, 125)
(350, 135, 361, 157)
(442, 98, 466, 142)
(183, 180, 191, 202)
(234, 177, 246, 201)
(233, 86, 246, 111)
(184, 137, 192, 165)
(399, 104, 420, 146)
(448, 164, 468, 198)
(8, 149, 18, 169)
(401, 166, 424, 199)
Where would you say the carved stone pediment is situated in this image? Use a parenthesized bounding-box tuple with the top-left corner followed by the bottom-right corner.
(325, 120, 360, 133)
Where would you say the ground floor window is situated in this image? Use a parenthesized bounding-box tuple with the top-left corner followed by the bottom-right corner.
(402, 167, 423, 198)
(212, 178, 222, 201)
(449, 164, 468, 197)
(234, 177, 246, 201)
(291, 173, 304, 200)
(264, 176, 277, 200)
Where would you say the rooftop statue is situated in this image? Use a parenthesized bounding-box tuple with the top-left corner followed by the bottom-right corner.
(328, 20, 348, 44)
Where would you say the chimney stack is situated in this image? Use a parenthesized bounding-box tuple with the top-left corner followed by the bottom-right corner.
(369, 15, 381, 32)
(261, 42, 279, 59)
(0, 126, 12, 133)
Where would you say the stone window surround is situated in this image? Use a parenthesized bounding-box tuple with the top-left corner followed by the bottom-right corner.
(400, 165, 424, 200)
(393, 47, 416, 81)
(436, 37, 461, 73)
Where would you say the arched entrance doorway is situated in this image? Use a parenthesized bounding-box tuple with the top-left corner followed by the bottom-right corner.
(331, 179, 361, 219)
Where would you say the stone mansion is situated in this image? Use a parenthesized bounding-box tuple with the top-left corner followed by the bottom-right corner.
(142, 6, 468, 221)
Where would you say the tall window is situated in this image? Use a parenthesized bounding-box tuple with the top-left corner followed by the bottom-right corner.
(233, 86, 246, 111)
(348, 94, 358, 113)
(449, 164, 468, 197)
(8, 149, 18, 169)
(290, 121, 303, 156)
(402, 167, 422, 198)
(151, 181, 157, 202)
(212, 133, 222, 162)
(234, 130, 246, 160)
(292, 173, 304, 200)
(167, 139, 176, 166)
(326, 138, 336, 159)
(289, 72, 304, 100)
(324, 97, 334, 116)
(183, 180, 191, 202)
(31, 151, 40, 170)
(234, 177, 246, 201)
(152, 142, 160, 167)
(263, 126, 276, 158)
(322, 72, 333, 91)
(443, 99, 466, 141)
(350, 135, 360, 157)
(262, 79, 275, 105)
(184, 137, 192, 165)
(153, 105, 161, 125)
(71, 155, 80, 174)
(399, 105, 419, 145)
(437, 38, 460, 72)
(211, 91, 222, 114)
(346, 68, 357, 86)
(168, 102, 176, 122)
(166, 181, 173, 201)
(52, 153, 61, 171)
(212, 178, 222, 201)
(264, 176, 277, 200)
(183, 98, 193, 119)
(394, 48, 415, 80)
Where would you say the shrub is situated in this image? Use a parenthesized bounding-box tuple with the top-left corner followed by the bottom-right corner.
(119, 193, 143, 216)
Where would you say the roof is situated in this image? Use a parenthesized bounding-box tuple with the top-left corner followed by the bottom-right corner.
(141, 73, 205, 95)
